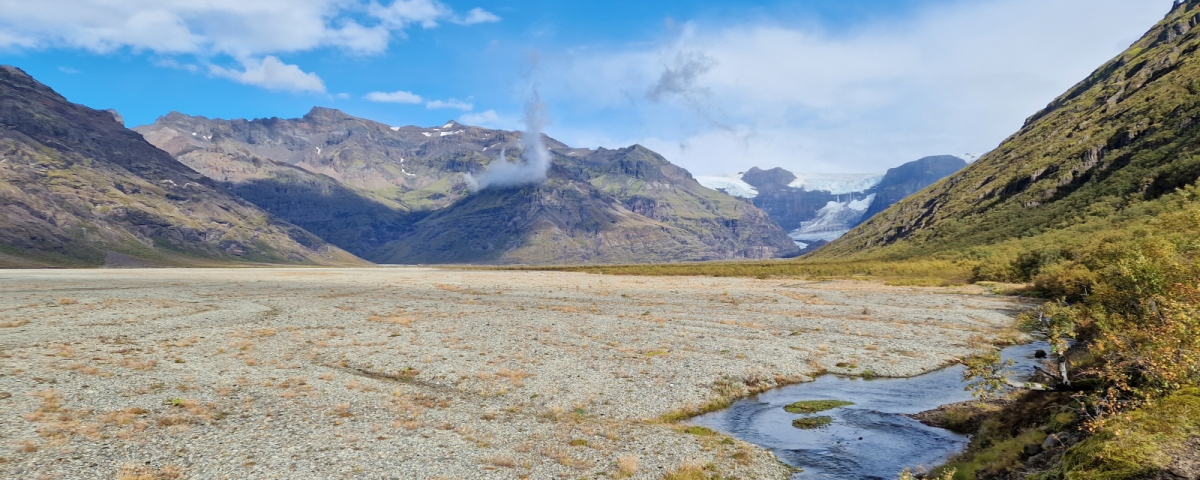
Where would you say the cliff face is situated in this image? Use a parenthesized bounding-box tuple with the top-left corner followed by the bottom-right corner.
(814, 0, 1200, 260)
(0, 66, 360, 267)
(136, 111, 799, 264)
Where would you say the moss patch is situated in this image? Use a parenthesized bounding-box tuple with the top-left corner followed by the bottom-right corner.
(791, 416, 834, 430)
(1061, 388, 1200, 479)
(783, 399, 854, 414)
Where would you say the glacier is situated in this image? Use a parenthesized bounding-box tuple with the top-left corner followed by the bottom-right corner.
(788, 173, 884, 195)
(695, 174, 759, 199)
(789, 194, 877, 243)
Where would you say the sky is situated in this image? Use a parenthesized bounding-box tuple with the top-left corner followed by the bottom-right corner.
(0, 0, 1178, 175)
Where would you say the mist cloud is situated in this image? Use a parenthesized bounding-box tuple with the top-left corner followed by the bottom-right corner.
(465, 91, 552, 191)
(646, 51, 715, 103)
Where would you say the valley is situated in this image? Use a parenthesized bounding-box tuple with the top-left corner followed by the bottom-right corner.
(2, 0, 1199, 478)
(697, 156, 966, 252)
(0, 268, 1023, 479)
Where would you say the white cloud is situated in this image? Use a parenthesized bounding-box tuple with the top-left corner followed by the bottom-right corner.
(458, 8, 501, 25)
(153, 57, 200, 73)
(542, 0, 1176, 175)
(0, 0, 499, 56)
(365, 90, 424, 104)
(369, 0, 451, 29)
(58, 66, 80, 74)
(210, 56, 325, 93)
(426, 98, 474, 111)
(460, 109, 520, 130)
(0, 0, 500, 91)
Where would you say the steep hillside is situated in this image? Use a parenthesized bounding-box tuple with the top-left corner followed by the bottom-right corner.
(0, 66, 360, 267)
(816, 1, 1200, 262)
(137, 111, 798, 264)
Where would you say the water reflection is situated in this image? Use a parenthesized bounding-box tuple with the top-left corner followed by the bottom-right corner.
(688, 342, 1049, 479)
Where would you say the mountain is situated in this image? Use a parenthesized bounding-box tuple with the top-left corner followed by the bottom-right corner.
(859, 155, 967, 220)
(696, 156, 963, 249)
(0, 66, 361, 268)
(813, 1, 1200, 262)
(136, 111, 798, 264)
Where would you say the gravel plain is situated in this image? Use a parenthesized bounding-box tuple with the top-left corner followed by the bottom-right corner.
(0, 267, 1028, 479)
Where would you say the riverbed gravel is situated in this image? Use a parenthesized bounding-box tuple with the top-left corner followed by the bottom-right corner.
(0, 267, 1028, 479)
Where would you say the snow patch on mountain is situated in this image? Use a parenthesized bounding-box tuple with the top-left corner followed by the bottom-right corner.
(789, 173, 884, 195)
(696, 174, 758, 199)
(789, 193, 877, 243)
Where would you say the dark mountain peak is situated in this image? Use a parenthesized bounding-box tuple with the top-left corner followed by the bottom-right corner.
(0, 65, 35, 84)
(884, 155, 966, 177)
(158, 111, 208, 125)
(303, 106, 355, 123)
(859, 155, 966, 221)
(741, 167, 797, 190)
(0, 65, 63, 101)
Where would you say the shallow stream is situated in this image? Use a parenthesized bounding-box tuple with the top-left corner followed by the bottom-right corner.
(688, 342, 1049, 479)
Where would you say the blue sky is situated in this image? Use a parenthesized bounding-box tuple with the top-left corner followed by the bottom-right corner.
(0, 0, 1175, 175)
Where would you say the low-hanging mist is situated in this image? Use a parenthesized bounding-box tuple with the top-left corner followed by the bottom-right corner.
(465, 92, 552, 191)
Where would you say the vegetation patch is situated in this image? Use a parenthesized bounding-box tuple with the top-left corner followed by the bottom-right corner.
(681, 426, 716, 436)
(1060, 387, 1200, 479)
(791, 416, 833, 430)
(782, 399, 853, 414)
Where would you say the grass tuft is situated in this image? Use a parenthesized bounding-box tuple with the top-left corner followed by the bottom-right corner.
(782, 399, 853, 414)
(791, 416, 833, 430)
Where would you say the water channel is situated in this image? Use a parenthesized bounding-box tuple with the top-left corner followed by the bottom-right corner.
(688, 342, 1050, 479)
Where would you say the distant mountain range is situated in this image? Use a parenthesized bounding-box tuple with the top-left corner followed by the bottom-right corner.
(133, 108, 799, 264)
(0, 65, 974, 267)
(697, 156, 966, 252)
(0, 66, 360, 268)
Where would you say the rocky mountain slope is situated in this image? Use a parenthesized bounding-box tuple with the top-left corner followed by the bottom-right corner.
(0, 66, 360, 268)
(813, 0, 1200, 261)
(136, 111, 798, 264)
(697, 156, 964, 249)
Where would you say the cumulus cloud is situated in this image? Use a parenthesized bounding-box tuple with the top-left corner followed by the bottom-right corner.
(210, 56, 326, 93)
(0, 0, 500, 91)
(542, 0, 1176, 175)
(426, 98, 474, 111)
(365, 90, 424, 104)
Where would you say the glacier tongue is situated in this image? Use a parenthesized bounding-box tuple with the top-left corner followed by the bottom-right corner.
(790, 193, 877, 242)
(788, 173, 884, 194)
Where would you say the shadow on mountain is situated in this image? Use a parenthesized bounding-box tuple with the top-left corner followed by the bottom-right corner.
(225, 176, 422, 260)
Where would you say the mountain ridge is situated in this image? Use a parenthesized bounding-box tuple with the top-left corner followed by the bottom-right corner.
(136, 109, 799, 264)
(0, 66, 362, 267)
